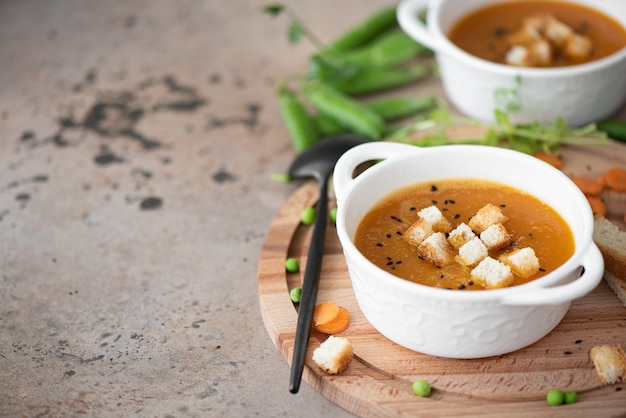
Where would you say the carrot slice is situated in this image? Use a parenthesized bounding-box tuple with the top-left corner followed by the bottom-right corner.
(315, 306, 350, 334)
(597, 173, 609, 188)
(605, 167, 626, 192)
(534, 152, 564, 169)
(571, 176, 604, 196)
(313, 302, 340, 326)
(587, 196, 607, 216)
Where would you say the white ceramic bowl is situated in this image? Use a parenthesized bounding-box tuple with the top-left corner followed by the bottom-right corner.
(333, 142, 604, 359)
(397, 0, 626, 126)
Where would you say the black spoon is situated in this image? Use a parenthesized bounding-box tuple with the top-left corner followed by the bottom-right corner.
(288, 134, 369, 394)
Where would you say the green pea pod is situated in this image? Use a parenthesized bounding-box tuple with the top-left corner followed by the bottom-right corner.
(312, 113, 349, 137)
(597, 119, 626, 143)
(325, 6, 398, 53)
(340, 30, 431, 68)
(365, 96, 438, 121)
(278, 87, 320, 152)
(304, 82, 384, 140)
(330, 64, 432, 96)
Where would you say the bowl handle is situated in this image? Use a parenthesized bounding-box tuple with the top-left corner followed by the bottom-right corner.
(499, 244, 604, 306)
(397, 0, 441, 51)
(333, 142, 420, 206)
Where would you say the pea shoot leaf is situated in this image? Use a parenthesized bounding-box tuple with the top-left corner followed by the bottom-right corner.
(288, 23, 304, 44)
(264, 4, 284, 16)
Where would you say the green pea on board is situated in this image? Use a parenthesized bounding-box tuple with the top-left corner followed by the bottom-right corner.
(300, 207, 316, 225)
(285, 257, 300, 273)
(289, 287, 302, 303)
(546, 389, 565, 406)
(329, 207, 338, 225)
(411, 380, 431, 397)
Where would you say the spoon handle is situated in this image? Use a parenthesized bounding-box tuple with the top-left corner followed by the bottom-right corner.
(289, 178, 329, 394)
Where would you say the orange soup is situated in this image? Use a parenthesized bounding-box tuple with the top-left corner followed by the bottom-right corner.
(354, 179, 575, 290)
(448, 0, 626, 67)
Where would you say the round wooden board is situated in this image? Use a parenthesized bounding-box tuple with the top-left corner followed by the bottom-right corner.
(258, 142, 626, 418)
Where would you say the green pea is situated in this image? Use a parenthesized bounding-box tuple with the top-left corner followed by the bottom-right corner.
(289, 287, 302, 303)
(300, 207, 317, 225)
(304, 82, 384, 140)
(285, 257, 300, 273)
(411, 380, 431, 397)
(564, 390, 578, 404)
(546, 389, 564, 406)
(328, 64, 432, 96)
(325, 6, 398, 54)
(277, 85, 320, 152)
(329, 207, 338, 225)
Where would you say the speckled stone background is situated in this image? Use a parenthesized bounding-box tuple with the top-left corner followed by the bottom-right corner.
(1, 1, 625, 417)
(0, 1, 386, 416)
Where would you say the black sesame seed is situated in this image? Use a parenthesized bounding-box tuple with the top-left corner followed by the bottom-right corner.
(376, 243, 383, 247)
(468, 281, 474, 286)
(500, 204, 506, 207)
(431, 185, 438, 192)
(454, 214, 460, 219)
(575, 339, 582, 344)
(564, 351, 572, 355)
(410, 207, 416, 211)
(432, 200, 438, 204)
(449, 199, 455, 204)
(458, 284, 466, 289)
(387, 256, 392, 261)
(539, 267, 546, 272)
(395, 260, 402, 264)
(616, 387, 622, 392)
(391, 266, 396, 270)
(396, 231, 403, 236)
(386, 233, 392, 238)
(386, 261, 394, 266)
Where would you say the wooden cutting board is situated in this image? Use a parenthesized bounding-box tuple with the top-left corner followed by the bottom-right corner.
(258, 142, 626, 418)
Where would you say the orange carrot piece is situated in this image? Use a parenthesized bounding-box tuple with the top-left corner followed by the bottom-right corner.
(313, 302, 340, 326)
(597, 173, 609, 188)
(605, 167, 626, 192)
(587, 196, 607, 216)
(571, 176, 604, 196)
(534, 152, 564, 169)
(315, 306, 350, 334)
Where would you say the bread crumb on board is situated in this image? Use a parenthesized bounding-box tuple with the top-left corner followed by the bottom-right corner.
(312, 336, 353, 375)
(590, 344, 626, 384)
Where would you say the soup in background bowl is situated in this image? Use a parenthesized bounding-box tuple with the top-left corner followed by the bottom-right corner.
(333, 142, 603, 358)
(397, 0, 626, 126)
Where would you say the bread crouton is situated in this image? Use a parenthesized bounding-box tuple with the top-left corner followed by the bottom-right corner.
(417, 205, 452, 233)
(590, 344, 626, 384)
(471, 257, 514, 289)
(456, 237, 488, 267)
(312, 336, 353, 375)
(564, 33, 592, 60)
(506, 39, 553, 66)
(404, 218, 434, 247)
(418, 232, 454, 267)
(447, 222, 476, 250)
(543, 14, 574, 47)
(469, 203, 508, 233)
(499, 247, 540, 278)
(480, 223, 513, 251)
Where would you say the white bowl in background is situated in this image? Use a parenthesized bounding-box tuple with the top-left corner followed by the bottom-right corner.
(397, 0, 626, 126)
